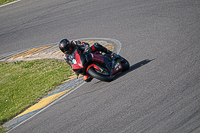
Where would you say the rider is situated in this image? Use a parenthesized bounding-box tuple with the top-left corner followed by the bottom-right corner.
(59, 38, 116, 82)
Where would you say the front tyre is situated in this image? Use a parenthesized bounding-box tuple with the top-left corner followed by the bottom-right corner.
(87, 68, 114, 82)
(120, 57, 130, 72)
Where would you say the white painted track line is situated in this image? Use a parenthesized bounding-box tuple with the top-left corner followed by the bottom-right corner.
(0, 0, 20, 8)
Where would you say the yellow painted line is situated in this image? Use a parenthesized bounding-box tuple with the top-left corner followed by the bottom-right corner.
(81, 40, 89, 44)
(83, 40, 99, 44)
(25, 45, 53, 56)
(15, 89, 71, 118)
(10, 48, 38, 59)
(62, 73, 82, 83)
(55, 50, 62, 53)
(9, 45, 53, 59)
(105, 43, 114, 51)
(82, 40, 89, 43)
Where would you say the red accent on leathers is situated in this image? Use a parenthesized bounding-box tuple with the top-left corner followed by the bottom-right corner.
(91, 45, 96, 51)
(91, 53, 104, 64)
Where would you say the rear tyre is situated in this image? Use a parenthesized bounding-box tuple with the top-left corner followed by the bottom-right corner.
(87, 68, 113, 82)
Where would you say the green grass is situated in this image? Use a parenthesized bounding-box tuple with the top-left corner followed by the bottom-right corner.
(0, 126, 8, 133)
(0, 59, 73, 126)
(0, 0, 16, 6)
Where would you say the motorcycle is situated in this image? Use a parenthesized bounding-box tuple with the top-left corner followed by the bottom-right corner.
(71, 49, 130, 82)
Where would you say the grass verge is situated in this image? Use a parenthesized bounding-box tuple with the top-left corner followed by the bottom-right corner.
(0, 59, 73, 127)
(0, 0, 16, 6)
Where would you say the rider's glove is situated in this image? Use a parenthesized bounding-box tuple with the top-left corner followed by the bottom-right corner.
(111, 52, 117, 58)
(84, 47, 92, 54)
(71, 40, 81, 45)
(111, 52, 120, 60)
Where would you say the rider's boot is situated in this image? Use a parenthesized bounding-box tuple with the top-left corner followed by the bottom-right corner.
(83, 74, 93, 82)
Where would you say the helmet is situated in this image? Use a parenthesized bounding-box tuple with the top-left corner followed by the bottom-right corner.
(59, 39, 72, 54)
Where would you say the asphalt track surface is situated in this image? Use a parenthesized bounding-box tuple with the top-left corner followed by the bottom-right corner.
(1, 0, 200, 133)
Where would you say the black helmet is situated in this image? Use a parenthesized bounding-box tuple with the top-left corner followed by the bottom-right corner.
(59, 39, 72, 54)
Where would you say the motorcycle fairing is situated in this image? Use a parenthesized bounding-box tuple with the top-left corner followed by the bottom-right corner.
(86, 64, 100, 72)
(71, 51, 86, 74)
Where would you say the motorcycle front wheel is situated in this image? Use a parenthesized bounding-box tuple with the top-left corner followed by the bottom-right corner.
(120, 57, 130, 72)
(87, 67, 114, 82)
